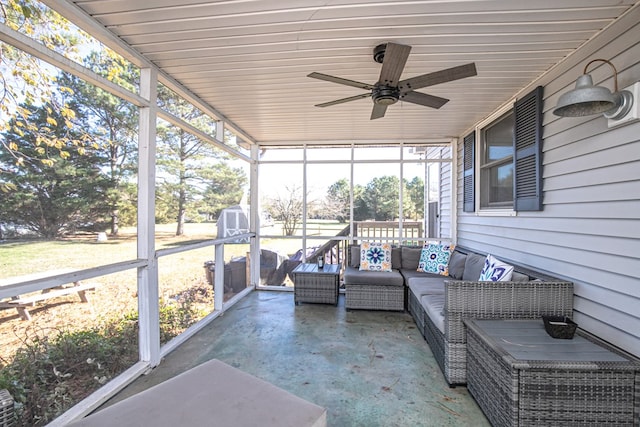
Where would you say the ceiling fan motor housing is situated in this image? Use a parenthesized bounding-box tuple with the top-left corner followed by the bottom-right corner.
(372, 85, 399, 105)
(373, 43, 387, 63)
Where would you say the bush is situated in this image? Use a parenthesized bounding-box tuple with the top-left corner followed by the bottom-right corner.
(0, 287, 211, 426)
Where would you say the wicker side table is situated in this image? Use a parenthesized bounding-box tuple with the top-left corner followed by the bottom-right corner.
(464, 319, 640, 427)
(292, 263, 340, 306)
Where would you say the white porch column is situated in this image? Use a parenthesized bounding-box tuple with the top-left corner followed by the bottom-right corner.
(137, 67, 160, 366)
(249, 145, 260, 287)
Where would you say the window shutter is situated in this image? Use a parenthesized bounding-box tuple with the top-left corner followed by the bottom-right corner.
(463, 131, 475, 212)
(513, 86, 543, 211)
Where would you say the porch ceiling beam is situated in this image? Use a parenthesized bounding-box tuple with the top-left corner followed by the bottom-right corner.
(0, 23, 148, 107)
(258, 138, 455, 146)
(42, 0, 257, 146)
(157, 110, 251, 162)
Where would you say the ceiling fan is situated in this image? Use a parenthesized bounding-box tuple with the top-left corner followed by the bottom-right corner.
(307, 42, 477, 120)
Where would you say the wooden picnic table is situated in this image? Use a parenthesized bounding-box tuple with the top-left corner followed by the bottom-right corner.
(0, 269, 97, 321)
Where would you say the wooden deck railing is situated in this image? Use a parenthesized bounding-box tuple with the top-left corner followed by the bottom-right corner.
(354, 221, 423, 246)
(307, 225, 350, 267)
(308, 221, 425, 271)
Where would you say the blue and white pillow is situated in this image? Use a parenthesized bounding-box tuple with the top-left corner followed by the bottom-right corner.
(417, 243, 455, 275)
(479, 254, 514, 281)
(359, 242, 392, 272)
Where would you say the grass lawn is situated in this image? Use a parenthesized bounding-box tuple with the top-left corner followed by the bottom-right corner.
(0, 220, 348, 359)
(0, 220, 347, 278)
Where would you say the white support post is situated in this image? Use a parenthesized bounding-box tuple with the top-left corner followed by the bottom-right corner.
(214, 243, 224, 311)
(137, 67, 160, 367)
(215, 120, 225, 144)
(249, 145, 260, 287)
(349, 144, 355, 243)
(302, 145, 308, 260)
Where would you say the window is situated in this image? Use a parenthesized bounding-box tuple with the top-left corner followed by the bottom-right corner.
(463, 86, 543, 213)
(480, 111, 514, 209)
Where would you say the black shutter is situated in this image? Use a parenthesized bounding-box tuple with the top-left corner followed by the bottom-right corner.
(463, 131, 475, 212)
(513, 86, 543, 211)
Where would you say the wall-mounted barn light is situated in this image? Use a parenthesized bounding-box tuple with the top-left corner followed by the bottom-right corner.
(553, 59, 638, 127)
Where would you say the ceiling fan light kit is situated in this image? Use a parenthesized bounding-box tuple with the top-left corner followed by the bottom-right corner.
(308, 42, 477, 120)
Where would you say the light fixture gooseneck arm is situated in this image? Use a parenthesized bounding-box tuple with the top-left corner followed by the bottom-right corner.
(583, 59, 619, 92)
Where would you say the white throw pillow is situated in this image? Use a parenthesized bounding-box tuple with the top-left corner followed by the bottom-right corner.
(359, 242, 392, 272)
(417, 243, 455, 275)
(479, 254, 514, 281)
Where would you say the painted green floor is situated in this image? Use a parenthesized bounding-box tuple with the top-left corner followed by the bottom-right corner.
(110, 291, 490, 426)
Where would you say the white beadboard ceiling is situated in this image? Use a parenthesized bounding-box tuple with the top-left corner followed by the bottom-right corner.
(56, 0, 638, 145)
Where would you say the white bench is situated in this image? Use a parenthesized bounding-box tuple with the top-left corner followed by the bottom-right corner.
(67, 359, 327, 427)
(0, 270, 97, 321)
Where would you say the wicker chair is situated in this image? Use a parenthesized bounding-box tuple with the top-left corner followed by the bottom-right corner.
(343, 245, 406, 311)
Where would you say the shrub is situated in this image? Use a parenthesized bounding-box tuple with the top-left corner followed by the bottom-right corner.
(0, 286, 211, 426)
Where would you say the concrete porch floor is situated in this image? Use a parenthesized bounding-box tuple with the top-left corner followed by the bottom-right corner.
(108, 291, 490, 426)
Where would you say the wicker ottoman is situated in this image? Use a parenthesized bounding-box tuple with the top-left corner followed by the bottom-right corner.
(465, 319, 640, 427)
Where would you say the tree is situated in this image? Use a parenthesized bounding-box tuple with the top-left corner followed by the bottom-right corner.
(323, 178, 350, 222)
(405, 176, 424, 220)
(0, 1, 93, 190)
(361, 176, 401, 221)
(155, 85, 229, 235)
(264, 185, 303, 236)
(201, 163, 247, 220)
(57, 53, 139, 235)
(0, 102, 111, 237)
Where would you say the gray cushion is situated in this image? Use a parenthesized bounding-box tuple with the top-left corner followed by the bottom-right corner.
(401, 246, 422, 270)
(349, 245, 360, 268)
(421, 294, 445, 334)
(462, 253, 487, 281)
(391, 247, 402, 270)
(447, 251, 467, 280)
(511, 271, 529, 282)
(407, 278, 445, 296)
(399, 269, 442, 281)
(343, 266, 404, 287)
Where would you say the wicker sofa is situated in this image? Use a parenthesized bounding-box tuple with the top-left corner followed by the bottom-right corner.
(344, 244, 575, 386)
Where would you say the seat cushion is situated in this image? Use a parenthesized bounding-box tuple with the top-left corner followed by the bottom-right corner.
(407, 278, 445, 297)
(399, 269, 442, 281)
(343, 266, 404, 286)
(421, 294, 445, 334)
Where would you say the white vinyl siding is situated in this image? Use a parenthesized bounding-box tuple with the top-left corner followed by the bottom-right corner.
(455, 8, 640, 358)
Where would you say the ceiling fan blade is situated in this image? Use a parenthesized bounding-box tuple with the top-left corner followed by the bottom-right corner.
(399, 63, 477, 93)
(377, 42, 411, 86)
(315, 93, 371, 108)
(370, 104, 388, 120)
(400, 91, 449, 109)
(307, 72, 374, 90)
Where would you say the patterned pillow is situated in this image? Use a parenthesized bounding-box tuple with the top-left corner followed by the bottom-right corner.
(417, 243, 455, 275)
(479, 254, 514, 281)
(359, 242, 392, 272)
